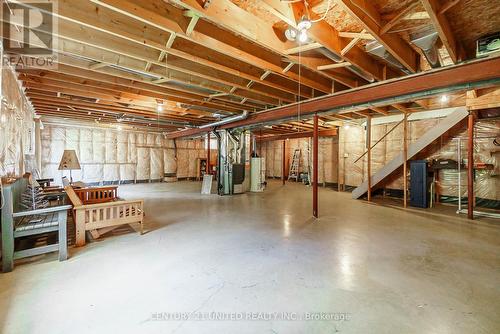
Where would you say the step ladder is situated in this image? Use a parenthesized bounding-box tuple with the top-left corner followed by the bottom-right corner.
(288, 149, 301, 181)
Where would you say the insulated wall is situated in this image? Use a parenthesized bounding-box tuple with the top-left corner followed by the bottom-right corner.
(258, 117, 498, 203)
(259, 137, 339, 184)
(0, 66, 35, 177)
(40, 124, 213, 184)
(337, 118, 499, 202)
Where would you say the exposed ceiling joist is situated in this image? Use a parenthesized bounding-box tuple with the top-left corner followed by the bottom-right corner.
(335, 0, 419, 73)
(420, 0, 462, 63)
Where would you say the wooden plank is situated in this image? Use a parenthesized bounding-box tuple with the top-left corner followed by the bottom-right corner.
(421, 0, 461, 63)
(318, 62, 351, 71)
(93, 0, 334, 93)
(336, 0, 419, 73)
(380, 2, 420, 35)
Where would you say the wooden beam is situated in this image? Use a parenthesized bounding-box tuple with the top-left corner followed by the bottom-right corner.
(341, 30, 365, 56)
(439, 0, 461, 14)
(94, 0, 336, 92)
(284, 42, 323, 55)
(282, 62, 295, 73)
(336, 0, 419, 73)
(318, 62, 352, 71)
(421, 0, 461, 63)
(290, 1, 389, 81)
(183, 10, 200, 35)
(19, 0, 318, 100)
(89, 62, 108, 70)
(338, 32, 375, 40)
(167, 56, 500, 138)
(380, 2, 420, 35)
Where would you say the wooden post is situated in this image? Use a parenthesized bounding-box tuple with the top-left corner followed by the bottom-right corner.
(282, 140, 286, 185)
(313, 114, 319, 218)
(366, 116, 372, 201)
(207, 133, 211, 175)
(403, 112, 408, 208)
(467, 112, 474, 220)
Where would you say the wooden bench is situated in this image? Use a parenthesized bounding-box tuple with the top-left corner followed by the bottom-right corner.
(65, 186, 144, 247)
(74, 186, 118, 204)
(1, 177, 71, 272)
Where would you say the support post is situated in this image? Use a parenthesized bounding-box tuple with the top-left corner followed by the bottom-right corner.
(366, 116, 372, 201)
(313, 114, 319, 218)
(467, 112, 474, 220)
(207, 133, 211, 175)
(282, 140, 286, 185)
(403, 112, 408, 208)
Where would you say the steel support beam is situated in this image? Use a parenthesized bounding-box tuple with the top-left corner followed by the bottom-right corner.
(313, 114, 319, 218)
(168, 57, 500, 139)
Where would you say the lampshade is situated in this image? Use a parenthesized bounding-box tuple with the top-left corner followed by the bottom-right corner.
(58, 150, 81, 170)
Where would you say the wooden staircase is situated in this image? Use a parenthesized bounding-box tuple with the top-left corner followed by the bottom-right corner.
(352, 107, 469, 199)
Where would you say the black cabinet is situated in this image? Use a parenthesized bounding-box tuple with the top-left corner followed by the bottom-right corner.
(410, 160, 432, 208)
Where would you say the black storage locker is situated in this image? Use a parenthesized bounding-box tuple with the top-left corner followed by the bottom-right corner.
(410, 160, 431, 208)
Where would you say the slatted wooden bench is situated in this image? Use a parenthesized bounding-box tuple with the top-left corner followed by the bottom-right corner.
(1, 177, 71, 272)
(74, 186, 118, 204)
(64, 186, 144, 246)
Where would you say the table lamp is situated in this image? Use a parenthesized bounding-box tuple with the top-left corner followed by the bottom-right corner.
(58, 150, 81, 184)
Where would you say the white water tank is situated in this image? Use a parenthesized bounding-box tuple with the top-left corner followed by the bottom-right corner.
(250, 157, 266, 192)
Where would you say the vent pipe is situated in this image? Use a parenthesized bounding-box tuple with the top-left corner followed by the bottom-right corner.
(365, 41, 412, 74)
(411, 28, 441, 68)
(318, 48, 375, 83)
(199, 111, 249, 129)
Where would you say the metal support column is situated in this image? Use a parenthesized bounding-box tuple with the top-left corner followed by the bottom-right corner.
(282, 140, 286, 185)
(313, 114, 319, 218)
(403, 112, 408, 208)
(366, 116, 372, 202)
(467, 112, 474, 220)
(207, 133, 211, 175)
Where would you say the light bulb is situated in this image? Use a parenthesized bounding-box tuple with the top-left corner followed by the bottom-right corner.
(440, 95, 449, 103)
(157, 103, 163, 112)
(298, 29, 308, 43)
(344, 124, 350, 130)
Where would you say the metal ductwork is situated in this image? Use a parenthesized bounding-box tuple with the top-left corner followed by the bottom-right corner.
(411, 28, 441, 68)
(318, 48, 375, 83)
(199, 110, 249, 129)
(365, 41, 412, 74)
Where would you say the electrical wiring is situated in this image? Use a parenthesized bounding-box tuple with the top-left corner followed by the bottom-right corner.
(310, 0, 332, 23)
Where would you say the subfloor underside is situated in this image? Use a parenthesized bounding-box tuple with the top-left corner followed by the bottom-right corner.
(0, 181, 499, 334)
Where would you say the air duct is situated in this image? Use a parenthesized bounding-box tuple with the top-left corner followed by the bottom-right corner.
(318, 48, 375, 82)
(365, 41, 411, 74)
(411, 28, 441, 68)
(199, 111, 249, 129)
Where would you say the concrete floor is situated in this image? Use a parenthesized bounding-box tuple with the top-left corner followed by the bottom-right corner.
(1, 181, 499, 334)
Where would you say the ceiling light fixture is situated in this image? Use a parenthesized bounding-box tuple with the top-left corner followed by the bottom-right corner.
(440, 95, 449, 103)
(157, 100, 164, 112)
